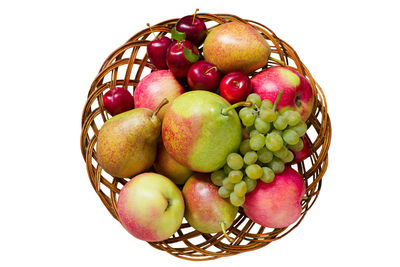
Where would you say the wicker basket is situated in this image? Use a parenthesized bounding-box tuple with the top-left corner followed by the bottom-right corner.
(80, 13, 331, 261)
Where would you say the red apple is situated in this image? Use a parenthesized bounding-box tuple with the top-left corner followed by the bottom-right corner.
(147, 36, 172, 70)
(251, 66, 314, 121)
(134, 70, 184, 119)
(166, 40, 199, 78)
(187, 61, 221, 91)
(243, 166, 306, 228)
(219, 71, 252, 103)
(291, 136, 312, 164)
(102, 87, 134, 116)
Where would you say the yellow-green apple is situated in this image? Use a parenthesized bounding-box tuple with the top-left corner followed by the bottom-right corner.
(182, 173, 238, 234)
(251, 66, 314, 121)
(243, 166, 306, 228)
(134, 70, 184, 119)
(153, 142, 193, 185)
(203, 22, 271, 74)
(162, 91, 242, 172)
(117, 172, 185, 242)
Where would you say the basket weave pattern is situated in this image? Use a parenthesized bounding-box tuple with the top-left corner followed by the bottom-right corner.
(80, 13, 331, 260)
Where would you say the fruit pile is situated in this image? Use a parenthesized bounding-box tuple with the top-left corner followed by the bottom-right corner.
(96, 11, 315, 243)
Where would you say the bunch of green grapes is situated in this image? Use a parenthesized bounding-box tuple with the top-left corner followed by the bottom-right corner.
(210, 92, 308, 207)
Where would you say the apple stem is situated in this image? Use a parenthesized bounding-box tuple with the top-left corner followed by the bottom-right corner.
(272, 90, 284, 112)
(269, 56, 286, 66)
(146, 23, 157, 39)
(192, 8, 199, 24)
(220, 221, 234, 243)
(204, 66, 217, 74)
(152, 98, 169, 118)
(221, 101, 252, 116)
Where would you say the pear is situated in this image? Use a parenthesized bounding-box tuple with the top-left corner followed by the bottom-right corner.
(96, 99, 168, 178)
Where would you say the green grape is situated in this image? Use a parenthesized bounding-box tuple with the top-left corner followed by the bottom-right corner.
(244, 151, 258, 165)
(239, 139, 252, 155)
(259, 108, 277, 123)
(211, 170, 225, 186)
(224, 164, 233, 175)
(254, 117, 271, 134)
(234, 181, 247, 197)
(273, 146, 289, 160)
(270, 129, 283, 136)
(287, 138, 304, 152)
(283, 129, 300, 145)
(245, 164, 263, 179)
(273, 115, 288, 130)
(268, 157, 285, 174)
(282, 150, 294, 163)
(247, 93, 262, 108)
(283, 110, 301, 126)
(218, 186, 231, 198)
(228, 170, 243, 183)
(239, 107, 256, 127)
(257, 147, 274, 163)
(245, 125, 255, 134)
(260, 167, 275, 183)
(261, 99, 273, 110)
(265, 133, 284, 151)
(249, 134, 265, 151)
(249, 129, 260, 138)
(230, 192, 245, 207)
(244, 176, 257, 193)
(290, 121, 307, 136)
(239, 107, 253, 118)
(222, 177, 235, 190)
(226, 153, 244, 170)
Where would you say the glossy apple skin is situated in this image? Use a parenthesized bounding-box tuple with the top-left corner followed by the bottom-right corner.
(243, 166, 306, 228)
(182, 173, 238, 233)
(166, 40, 199, 78)
(133, 70, 184, 119)
(147, 36, 172, 70)
(291, 136, 312, 164)
(117, 172, 185, 242)
(153, 141, 193, 185)
(251, 66, 314, 121)
(176, 15, 207, 46)
(203, 22, 271, 74)
(219, 72, 253, 103)
(102, 87, 134, 116)
(187, 61, 221, 91)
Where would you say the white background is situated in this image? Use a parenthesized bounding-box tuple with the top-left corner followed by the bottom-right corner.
(1, 0, 399, 266)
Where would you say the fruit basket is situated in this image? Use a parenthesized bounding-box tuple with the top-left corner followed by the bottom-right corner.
(80, 13, 331, 260)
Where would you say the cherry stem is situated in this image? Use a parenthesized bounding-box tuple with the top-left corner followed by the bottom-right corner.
(220, 221, 234, 243)
(146, 23, 157, 39)
(269, 56, 286, 66)
(273, 90, 284, 112)
(233, 81, 239, 87)
(204, 66, 217, 74)
(221, 101, 252, 115)
(152, 98, 169, 118)
(192, 8, 199, 24)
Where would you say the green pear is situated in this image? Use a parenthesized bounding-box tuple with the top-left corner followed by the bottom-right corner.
(96, 99, 168, 178)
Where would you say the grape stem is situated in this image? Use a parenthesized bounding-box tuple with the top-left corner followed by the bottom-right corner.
(221, 101, 252, 115)
(273, 90, 284, 112)
(269, 56, 286, 66)
(220, 221, 234, 243)
(152, 98, 169, 118)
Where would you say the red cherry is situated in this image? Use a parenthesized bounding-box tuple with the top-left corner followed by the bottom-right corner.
(219, 72, 253, 103)
(291, 136, 312, 163)
(187, 61, 221, 91)
(166, 40, 199, 78)
(102, 87, 134, 116)
(176, 12, 207, 46)
(147, 36, 172, 70)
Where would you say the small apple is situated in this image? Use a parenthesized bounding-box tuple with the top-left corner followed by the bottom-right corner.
(175, 9, 207, 46)
(147, 36, 172, 70)
(251, 66, 314, 121)
(187, 61, 221, 91)
(219, 72, 252, 103)
(243, 166, 306, 228)
(102, 87, 134, 116)
(133, 70, 184, 119)
(117, 172, 185, 242)
(291, 136, 312, 164)
(166, 40, 199, 78)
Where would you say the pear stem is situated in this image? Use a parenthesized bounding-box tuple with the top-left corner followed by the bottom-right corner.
(146, 23, 157, 39)
(220, 221, 234, 243)
(269, 56, 286, 66)
(152, 98, 169, 118)
(272, 90, 284, 112)
(221, 101, 252, 116)
(204, 66, 217, 74)
(192, 8, 199, 24)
